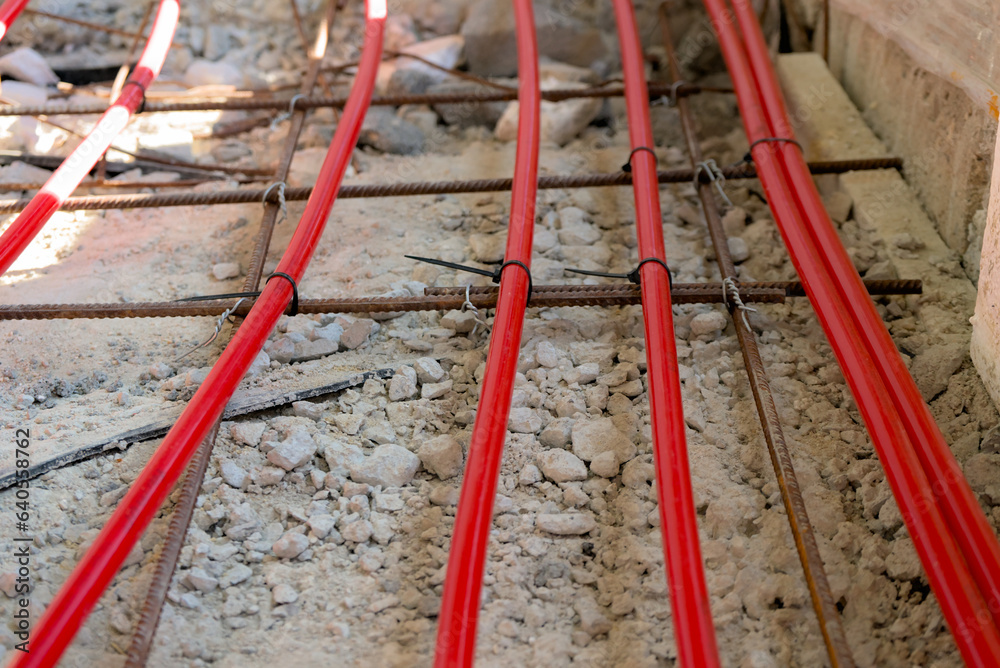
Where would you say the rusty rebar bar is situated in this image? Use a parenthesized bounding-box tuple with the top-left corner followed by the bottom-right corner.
(426, 279, 920, 297)
(122, 424, 219, 668)
(123, 4, 342, 666)
(22, 8, 185, 48)
(0, 177, 265, 192)
(660, 6, 856, 667)
(0, 81, 701, 116)
(242, 6, 336, 292)
(0, 279, 920, 321)
(0, 158, 902, 214)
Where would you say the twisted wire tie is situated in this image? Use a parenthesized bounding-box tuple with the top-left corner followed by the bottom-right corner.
(270, 93, 307, 129)
(261, 181, 288, 224)
(460, 283, 490, 337)
(722, 277, 756, 331)
(175, 297, 249, 361)
(694, 159, 733, 208)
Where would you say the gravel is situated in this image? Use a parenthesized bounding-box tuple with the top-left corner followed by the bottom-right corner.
(265, 429, 317, 471)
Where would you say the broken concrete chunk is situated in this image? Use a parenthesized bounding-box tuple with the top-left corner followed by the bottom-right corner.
(417, 434, 464, 479)
(536, 513, 596, 535)
(351, 444, 420, 487)
(266, 429, 317, 471)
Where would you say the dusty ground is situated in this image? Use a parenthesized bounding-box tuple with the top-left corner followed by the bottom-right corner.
(0, 1, 998, 667)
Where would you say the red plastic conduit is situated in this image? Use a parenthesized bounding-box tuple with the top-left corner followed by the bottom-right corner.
(0, 0, 179, 277)
(8, 2, 386, 666)
(702, 0, 1000, 662)
(727, 0, 1000, 630)
(0, 0, 29, 41)
(433, 0, 539, 664)
(611, 1, 720, 665)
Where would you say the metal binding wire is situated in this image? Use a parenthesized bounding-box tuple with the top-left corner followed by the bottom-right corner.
(694, 159, 733, 208)
(261, 181, 288, 224)
(461, 284, 490, 337)
(653, 79, 687, 107)
(175, 297, 248, 361)
(270, 93, 307, 129)
(722, 276, 756, 330)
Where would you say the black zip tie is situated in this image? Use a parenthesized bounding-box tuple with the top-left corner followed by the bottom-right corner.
(266, 271, 299, 316)
(497, 259, 533, 306)
(120, 79, 147, 113)
(743, 137, 804, 164)
(565, 256, 672, 288)
(405, 255, 533, 305)
(631, 257, 673, 288)
(175, 291, 260, 303)
(622, 146, 658, 173)
(404, 255, 496, 279)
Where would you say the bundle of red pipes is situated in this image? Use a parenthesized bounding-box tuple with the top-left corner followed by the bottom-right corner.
(701, 0, 1000, 664)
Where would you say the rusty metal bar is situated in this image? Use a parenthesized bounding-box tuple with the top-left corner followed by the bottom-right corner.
(122, 424, 219, 668)
(660, 6, 856, 667)
(0, 158, 902, 215)
(242, 14, 334, 292)
(22, 8, 185, 48)
(0, 177, 265, 192)
(427, 279, 920, 297)
(0, 279, 921, 321)
(123, 3, 342, 666)
(0, 81, 702, 116)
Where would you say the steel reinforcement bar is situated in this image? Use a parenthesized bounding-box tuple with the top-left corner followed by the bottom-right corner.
(660, 6, 853, 665)
(122, 1, 343, 665)
(728, 0, 1000, 645)
(0, 279, 922, 320)
(0, 81, 700, 116)
(0, 158, 902, 214)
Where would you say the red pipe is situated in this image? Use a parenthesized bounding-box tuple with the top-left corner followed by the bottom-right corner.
(0, 0, 179, 277)
(433, 0, 539, 664)
(702, 0, 1000, 662)
(0, 0, 28, 41)
(728, 0, 1000, 629)
(612, 1, 720, 665)
(8, 3, 385, 665)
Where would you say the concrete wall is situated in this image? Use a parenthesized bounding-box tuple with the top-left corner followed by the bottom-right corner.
(972, 127, 1000, 411)
(786, 0, 1000, 408)
(824, 3, 997, 280)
